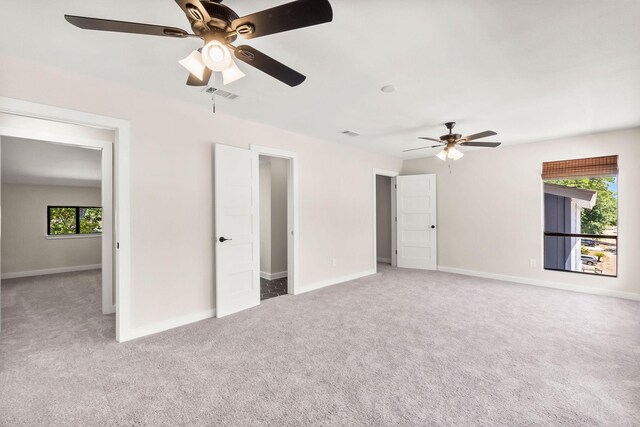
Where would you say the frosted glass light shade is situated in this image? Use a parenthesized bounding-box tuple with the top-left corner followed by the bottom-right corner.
(222, 60, 245, 85)
(179, 50, 207, 80)
(202, 40, 232, 72)
(448, 147, 464, 160)
(436, 149, 448, 161)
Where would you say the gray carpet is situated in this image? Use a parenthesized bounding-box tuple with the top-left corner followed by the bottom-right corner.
(1, 265, 639, 426)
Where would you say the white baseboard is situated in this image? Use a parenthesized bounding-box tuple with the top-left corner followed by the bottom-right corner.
(123, 308, 216, 342)
(1, 264, 102, 280)
(298, 269, 376, 295)
(377, 257, 392, 264)
(260, 270, 288, 280)
(438, 266, 640, 302)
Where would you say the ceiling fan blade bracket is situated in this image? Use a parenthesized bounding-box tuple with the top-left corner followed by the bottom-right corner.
(235, 23, 255, 36)
(236, 48, 255, 62)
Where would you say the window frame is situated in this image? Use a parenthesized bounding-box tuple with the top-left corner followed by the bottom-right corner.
(47, 205, 103, 236)
(542, 175, 618, 278)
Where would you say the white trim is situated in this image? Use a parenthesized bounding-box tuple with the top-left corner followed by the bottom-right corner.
(260, 270, 288, 280)
(45, 234, 101, 240)
(1, 264, 102, 280)
(250, 145, 299, 295)
(126, 309, 216, 342)
(373, 169, 400, 274)
(298, 269, 376, 295)
(377, 257, 392, 264)
(438, 266, 640, 302)
(0, 96, 131, 343)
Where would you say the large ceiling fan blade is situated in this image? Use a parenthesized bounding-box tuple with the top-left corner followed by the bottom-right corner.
(403, 144, 443, 152)
(186, 67, 212, 86)
(64, 15, 189, 38)
(233, 45, 305, 87)
(232, 0, 333, 40)
(459, 141, 501, 148)
(463, 130, 497, 141)
(418, 137, 443, 143)
(175, 0, 211, 23)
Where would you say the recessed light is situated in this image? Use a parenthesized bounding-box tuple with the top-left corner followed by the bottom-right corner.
(381, 85, 396, 93)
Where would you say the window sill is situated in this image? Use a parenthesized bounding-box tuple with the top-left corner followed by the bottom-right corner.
(46, 234, 102, 240)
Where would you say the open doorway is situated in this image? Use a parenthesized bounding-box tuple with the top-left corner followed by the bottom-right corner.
(376, 175, 393, 265)
(0, 111, 118, 343)
(259, 155, 289, 300)
(1, 136, 110, 336)
(373, 169, 398, 271)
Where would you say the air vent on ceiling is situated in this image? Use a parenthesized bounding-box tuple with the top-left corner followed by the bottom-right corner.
(341, 130, 360, 137)
(204, 87, 239, 100)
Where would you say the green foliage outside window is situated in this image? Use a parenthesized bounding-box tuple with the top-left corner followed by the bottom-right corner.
(49, 207, 77, 235)
(80, 208, 103, 233)
(545, 177, 617, 235)
(48, 206, 102, 235)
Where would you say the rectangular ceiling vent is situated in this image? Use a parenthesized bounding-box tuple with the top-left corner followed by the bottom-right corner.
(204, 87, 239, 100)
(341, 130, 360, 137)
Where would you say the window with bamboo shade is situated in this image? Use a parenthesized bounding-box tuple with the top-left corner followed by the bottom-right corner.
(542, 155, 618, 277)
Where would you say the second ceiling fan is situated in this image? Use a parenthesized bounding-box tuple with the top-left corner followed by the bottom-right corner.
(404, 122, 501, 160)
(65, 0, 333, 87)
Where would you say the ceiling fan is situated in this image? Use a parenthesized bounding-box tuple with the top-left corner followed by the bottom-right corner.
(403, 122, 501, 160)
(64, 0, 333, 87)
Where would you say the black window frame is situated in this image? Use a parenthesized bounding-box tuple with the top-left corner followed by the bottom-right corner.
(47, 206, 103, 236)
(542, 178, 618, 278)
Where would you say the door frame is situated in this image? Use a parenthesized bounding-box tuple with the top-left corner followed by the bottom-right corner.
(250, 145, 299, 295)
(373, 168, 399, 273)
(0, 96, 132, 342)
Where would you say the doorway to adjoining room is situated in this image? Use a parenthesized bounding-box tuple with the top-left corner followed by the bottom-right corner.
(259, 155, 289, 300)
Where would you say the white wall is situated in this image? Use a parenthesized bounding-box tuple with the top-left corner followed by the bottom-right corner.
(402, 127, 640, 298)
(0, 55, 402, 336)
(376, 175, 392, 261)
(1, 183, 101, 275)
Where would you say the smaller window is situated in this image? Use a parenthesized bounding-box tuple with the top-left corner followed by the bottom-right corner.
(47, 206, 102, 235)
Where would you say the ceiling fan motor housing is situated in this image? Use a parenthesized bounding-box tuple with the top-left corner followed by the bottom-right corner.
(441, 133, 462, 142)
(188, 1, 239, 39)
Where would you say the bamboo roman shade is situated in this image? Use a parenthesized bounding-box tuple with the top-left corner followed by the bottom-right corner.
(542, 155, 618, 180)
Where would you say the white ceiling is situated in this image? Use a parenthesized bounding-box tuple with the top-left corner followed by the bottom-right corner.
(1, 1, 639, 159)
(1, 137, 102, 187)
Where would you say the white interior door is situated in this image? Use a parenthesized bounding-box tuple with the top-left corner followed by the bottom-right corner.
(396, 174, 437, 270)
(214, 144, 260, 318)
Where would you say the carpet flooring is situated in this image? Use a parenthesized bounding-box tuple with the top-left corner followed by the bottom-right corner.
(1, 265, 639, 426)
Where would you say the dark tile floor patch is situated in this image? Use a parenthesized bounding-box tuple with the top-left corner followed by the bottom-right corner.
(260, 277, 287, 300)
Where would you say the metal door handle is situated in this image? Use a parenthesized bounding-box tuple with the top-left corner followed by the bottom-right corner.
(219, 237, 232, 242)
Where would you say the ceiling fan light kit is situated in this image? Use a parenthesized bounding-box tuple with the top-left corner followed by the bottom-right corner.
(179, 50, 208, 80)
(65, 0, 334, 88)
(406, 121, 501, 161)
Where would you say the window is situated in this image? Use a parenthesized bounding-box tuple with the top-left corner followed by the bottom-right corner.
(47, 206, 102, 235)
(542, 156, 618, 277)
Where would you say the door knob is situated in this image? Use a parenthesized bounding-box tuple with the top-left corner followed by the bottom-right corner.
(430, 225, 436, 229)
(219, 237, 232, 242)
